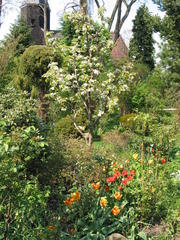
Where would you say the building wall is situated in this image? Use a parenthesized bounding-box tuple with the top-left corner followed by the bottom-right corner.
(21, 3, 50, 45)
(110, 33, 129, 61)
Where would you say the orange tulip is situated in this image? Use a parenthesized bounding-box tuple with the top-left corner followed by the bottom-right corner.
(100, 197, 108, 207)
(64, 198, 74, 206)
(112, 206, 121, 216)
(133, 153, 138, 161)
(114, 192, 122, 201)
(48, 225, 56, 230)
(92, 182, 101, 190)
(72, 191, 80, 201)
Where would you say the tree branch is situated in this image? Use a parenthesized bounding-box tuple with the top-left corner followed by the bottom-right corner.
(118, 0, 137, 33)
(64, 1, 79, 12)
(72, 111, 85, 138)
(108, 0, 119, 31)
(122, 0, 128, 8)
(94, 0, 100, 8)
(114, 0, 122, 42)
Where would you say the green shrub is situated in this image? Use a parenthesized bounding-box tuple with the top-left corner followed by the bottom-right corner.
(120, 113, 137, 130)
(14, 45, 62, 121)
(102, 130, 130, 151)
(15, 45, 62, 94)
(0, 121, 50, 239)
(54, 115, 77, 137)
(0, 86, 41, 129)
(54, 114, 88, 137)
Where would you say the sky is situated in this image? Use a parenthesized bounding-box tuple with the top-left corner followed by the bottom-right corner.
(0, 0, 164, 47)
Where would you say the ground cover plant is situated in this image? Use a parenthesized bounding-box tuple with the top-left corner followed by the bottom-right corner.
(0, 1, 180, 239)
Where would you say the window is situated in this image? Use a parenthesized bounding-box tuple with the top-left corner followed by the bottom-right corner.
(39, 15, 44, 28)
(31, 18, 35, 27)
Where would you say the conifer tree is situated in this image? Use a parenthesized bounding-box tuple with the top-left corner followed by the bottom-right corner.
(129, 5, 155, 69)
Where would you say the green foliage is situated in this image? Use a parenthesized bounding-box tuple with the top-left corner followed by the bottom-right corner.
(15, 45, 61, 94)
(45, 13, 131, 146)
(129, 5, 155, 69)
(120, 113, 137, 129)
(2, 16, 32, 57)
(0, 8, 179, 240)
(54, 113, 87, 137)
(0, 17, 32, 91)
(0, 86, 41, 129)
(154, 0, 180, 49)
(0, 121, 50, 239)
(60, 14, 76, 45)
(153, 1, 180, 107)
(97, 112, 120, 135)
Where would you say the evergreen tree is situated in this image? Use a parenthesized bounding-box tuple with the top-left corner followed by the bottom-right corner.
(4, 16, 32, 57)
(0, 17, 32, 91)
(129, 5, 155, 69)
(153, 0, 180, 105)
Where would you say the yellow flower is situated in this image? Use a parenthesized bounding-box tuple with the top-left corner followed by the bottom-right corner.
(114, 192, 122, 201)
(119, 164, 124, 169)
(92, 182, 101, 190)
(100, 197, 108, 207)
(139, 159, 143, 164)
(148, 170, 153, 175)
(112, 205, 121, 216)
(113, 167, 118, 172)
(48, 225, 56, 230)
(64, 198, 74, 206)
(148, 159, 154, 165)
(72, 191, 80, 201)
(133, 153, 138, 161)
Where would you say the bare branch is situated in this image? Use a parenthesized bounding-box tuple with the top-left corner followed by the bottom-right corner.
(72, 111, 85, 137)
(94, 0, 100, 8)
(122, 0, 128, 8)
(114, 0, 122, 42)
(118, 0, 137, 33)
(108, 0, 119, 31)
(64, 1, 79, 12)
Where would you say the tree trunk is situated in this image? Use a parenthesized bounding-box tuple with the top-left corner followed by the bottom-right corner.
(38, 90, 49, 122)
(85, 130, 93, 149)
(108, 0, 119, 31)
(80, 0, 88, 15)
(114, 0, 122, 43)
(43, 0, 47, 44)
(108, 0, 138, 42)
(0, 0, 2, 27)
(4, 196, 11, 240)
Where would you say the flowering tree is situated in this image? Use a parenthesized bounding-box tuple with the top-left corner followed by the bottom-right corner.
(45, 13, 131, 147)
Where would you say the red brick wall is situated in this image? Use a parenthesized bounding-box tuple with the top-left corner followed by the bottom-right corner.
(110, 33, 129, 61)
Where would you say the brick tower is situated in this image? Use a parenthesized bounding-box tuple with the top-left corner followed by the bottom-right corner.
(21, 0, 50, 44)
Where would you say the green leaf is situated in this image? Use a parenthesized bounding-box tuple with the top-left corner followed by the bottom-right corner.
(138, 231, 148, 240)
(4, 143, 9, 152)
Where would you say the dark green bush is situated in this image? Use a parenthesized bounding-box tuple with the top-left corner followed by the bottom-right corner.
(15, 45, 62, 94)
(0, 86, 42, 130)
(120, 113, 137, 130)
(54, 115, 77, 137)
(54, 114, 88, 137)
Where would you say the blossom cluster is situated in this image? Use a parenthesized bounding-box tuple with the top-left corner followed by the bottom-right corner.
(90, 158, 136, 216)
(64, 191, 81, 206)
(64, 153, 167, 218)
